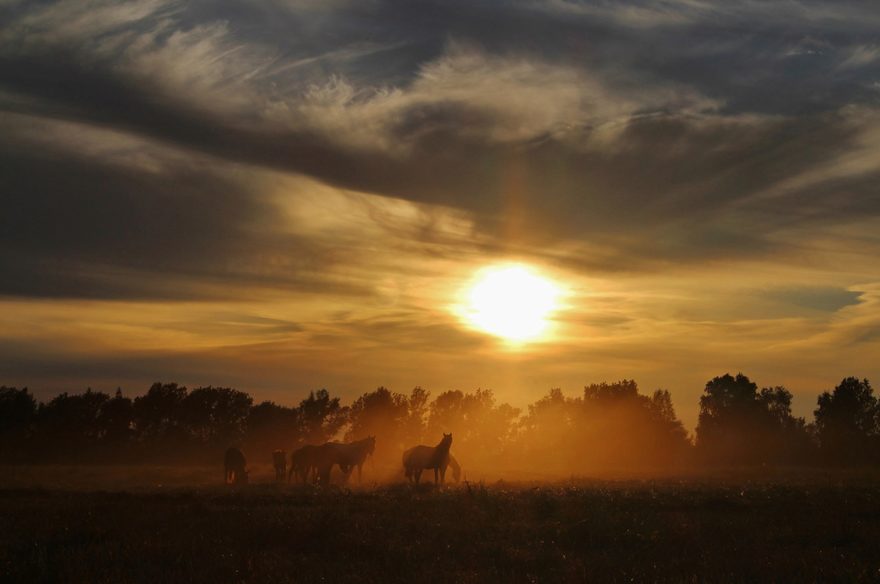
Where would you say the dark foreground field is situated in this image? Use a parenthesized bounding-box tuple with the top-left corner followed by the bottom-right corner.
(1, 468, 879, 583)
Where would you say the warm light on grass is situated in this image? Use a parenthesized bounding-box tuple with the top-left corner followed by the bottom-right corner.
(460, 264, 561, 343)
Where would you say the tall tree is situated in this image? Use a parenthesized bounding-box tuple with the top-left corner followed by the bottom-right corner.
(132, 382, 189, 453)
(346, 387, 410, 465)
(181, 386, 253, 451)
(814, 377, 878, 465)
(696, 374, 810, 465)
(99, 388, 134, 451)
(245, 401, 299, 456)
(33, 389, 110, 460)
(297, 389, 349, 444)
(0, 387, 37, 461)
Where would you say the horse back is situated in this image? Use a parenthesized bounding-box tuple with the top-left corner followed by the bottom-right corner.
(404, 445, 436, 468)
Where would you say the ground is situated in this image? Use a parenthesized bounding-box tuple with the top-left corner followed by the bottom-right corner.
(1, 466, 879, 583)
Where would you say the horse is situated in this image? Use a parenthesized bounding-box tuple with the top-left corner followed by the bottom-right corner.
(447, 454, 462, 483)
(313, 436, 376, 486)
(272, 449, 286, 482)
(288, 444, 320, 484)
(224, 447, 248, 485)
(402, 433, 453, 485)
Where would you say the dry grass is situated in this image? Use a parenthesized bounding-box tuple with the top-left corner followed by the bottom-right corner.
(1, 466, 879, 583)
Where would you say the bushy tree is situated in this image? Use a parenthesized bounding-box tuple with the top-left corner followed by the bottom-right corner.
(580, 381, 691, 468)
(346, 387, 409, 447)
(181, 386, 253, 452)
(296, 389, 348, 445)
(424, 388, 519, 470)
(0, 387, 37, 461)
(33, 389, 111, 460)
(132, 382, 187, 443)
(517, 382, 690, 473)
(99, 389, 134, 452)
(814, 377, 878, 465)
(696, 374, 812, 465)
(245, 401, 299, 457)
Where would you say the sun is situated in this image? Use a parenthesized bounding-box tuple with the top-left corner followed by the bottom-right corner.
(459, 264, 562, 343)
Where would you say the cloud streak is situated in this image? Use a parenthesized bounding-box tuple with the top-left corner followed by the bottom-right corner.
(0, 0, 878, 422)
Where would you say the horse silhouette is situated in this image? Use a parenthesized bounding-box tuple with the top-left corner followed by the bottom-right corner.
(402, 433, 453, 485)
(288, 444, 320, 484)
(224, 447, 248, 485)
(272, 449, 286, 482)
(313, 436, 376, 485)
(447, 454, 462, 483)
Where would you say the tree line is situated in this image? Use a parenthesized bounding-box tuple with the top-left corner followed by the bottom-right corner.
(0, 374, 877, 471)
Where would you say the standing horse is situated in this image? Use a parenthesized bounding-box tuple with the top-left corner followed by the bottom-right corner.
(402, 433, 453, 485)
(288, 444, 319, 484)
(224, 447, 248, 485)
(272, 449, 287, 482)
(313, 437, 376, 486)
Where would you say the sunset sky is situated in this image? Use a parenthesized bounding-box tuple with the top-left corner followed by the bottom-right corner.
(2, 0, 879, 428)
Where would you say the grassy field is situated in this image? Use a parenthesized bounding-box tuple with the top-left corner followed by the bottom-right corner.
(1, 467, 879, 583)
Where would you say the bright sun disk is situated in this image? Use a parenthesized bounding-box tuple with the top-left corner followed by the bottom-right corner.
(461, 264, 561, 342)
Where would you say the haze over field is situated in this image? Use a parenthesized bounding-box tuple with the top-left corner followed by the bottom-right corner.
(2, 0, 880, 427)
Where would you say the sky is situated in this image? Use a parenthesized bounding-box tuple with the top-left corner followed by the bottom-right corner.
(1, 0, 879, 429)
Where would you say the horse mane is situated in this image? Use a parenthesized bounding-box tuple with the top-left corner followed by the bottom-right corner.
(428, 434, 452, 467)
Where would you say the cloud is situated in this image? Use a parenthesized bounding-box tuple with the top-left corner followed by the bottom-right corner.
(0, 0, 878, 284)
(0, 0, 879, 416)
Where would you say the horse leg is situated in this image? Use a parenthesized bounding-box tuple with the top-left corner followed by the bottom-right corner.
(357, 464, 363, 484)
(415, 469, 422, 484)
(434, 467, 439, 485)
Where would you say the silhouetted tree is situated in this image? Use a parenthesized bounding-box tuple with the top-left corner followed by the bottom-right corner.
(400, 387, 430, 446)
(581, 381, 690, 468)
(181, 386, 253, 454)
(99, 389, 134, 455)
(426, 388, 519, 468)
(6, 373, 874, 471)
(814, 377, 878, 465)
(696, 374, 812, 465)
(518, 382, 690, 473)
(0, 387, 37, 461)
(346, 387, 410, 465)
(296, 389, 348, 445)
(649, 389, 691, 456)
(758, 386, 815, 464)
(244, 401, 299, 456)
(33, 389, 111, 461)
(132, 382, 189, 455)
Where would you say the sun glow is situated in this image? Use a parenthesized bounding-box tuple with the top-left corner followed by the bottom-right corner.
(460, 264, 562, 343)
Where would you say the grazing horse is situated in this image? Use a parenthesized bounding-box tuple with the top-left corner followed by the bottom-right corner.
(402, 433, 453, 485)
(272, 449, 287, 482)
(224, 447, 248, 485)
(313, 436, 376, 486)
(447, 454, 462, 483)
(288, 444, 320, 484)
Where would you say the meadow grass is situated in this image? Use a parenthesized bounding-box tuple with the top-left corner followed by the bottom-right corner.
(1, 466, 879, 582)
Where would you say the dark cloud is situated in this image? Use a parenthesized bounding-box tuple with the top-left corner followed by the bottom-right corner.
(760, 287, 862, 313)
(0, 130, 373, 299)
(1, 0, 879, 301)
